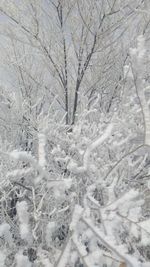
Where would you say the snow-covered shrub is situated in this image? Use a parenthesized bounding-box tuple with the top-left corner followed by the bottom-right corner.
(0, 109, 150, 267)
(0, 7, 150, 264)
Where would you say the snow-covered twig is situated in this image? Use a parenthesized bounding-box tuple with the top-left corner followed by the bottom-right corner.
(55, 239, 72, 267)
(55, 204, 83, 267)
(10, 150, 50, 183)
(68, 123, 113, 173)
(72, 235, 90, 267)
(82, 217, 142, 267)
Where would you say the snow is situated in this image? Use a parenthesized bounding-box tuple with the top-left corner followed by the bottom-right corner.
(38, 132, 46, 168)
(128, 207, 142, 222)
(7, 167, 32, 178)
(141, 230, 150, 246)
(0, 223, 10, 236)
(83, 217, 142, 267)
(142, 263, 150, 267)
(10, 150, 50, 183)
(16, 201, 29, 224)
(139, 219, 150, 232)
(20, 223, 31, 241)
(72, 234, 88, 257)
(56, 240, 71, 267)
(130, 224, 140, 239)
(47, 178, 72, 197)
(107, 189, 139, 212)
(16, 201, 32, 244)
(70, 205, 83, 231)
(15, 252, 32, 267)
(0, 7, 150, 266)
(40, 258, 53, 267)
(137, 35, 146, 60)
(0, 223, 13, 244)
(0, 251, 6, 267)
(46, 222, 56, 247)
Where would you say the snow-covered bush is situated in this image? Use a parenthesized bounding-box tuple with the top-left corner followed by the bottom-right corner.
(0, 1, 150, 266)
(0, 93, 150, 267)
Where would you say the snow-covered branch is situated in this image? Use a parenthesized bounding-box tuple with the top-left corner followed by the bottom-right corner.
(82, 217, 141, 267)
(38, 132, 46, 168)
(16, 201, 32, 244)
(68, 123, 113, 173)
(9, 150, 50, 183)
